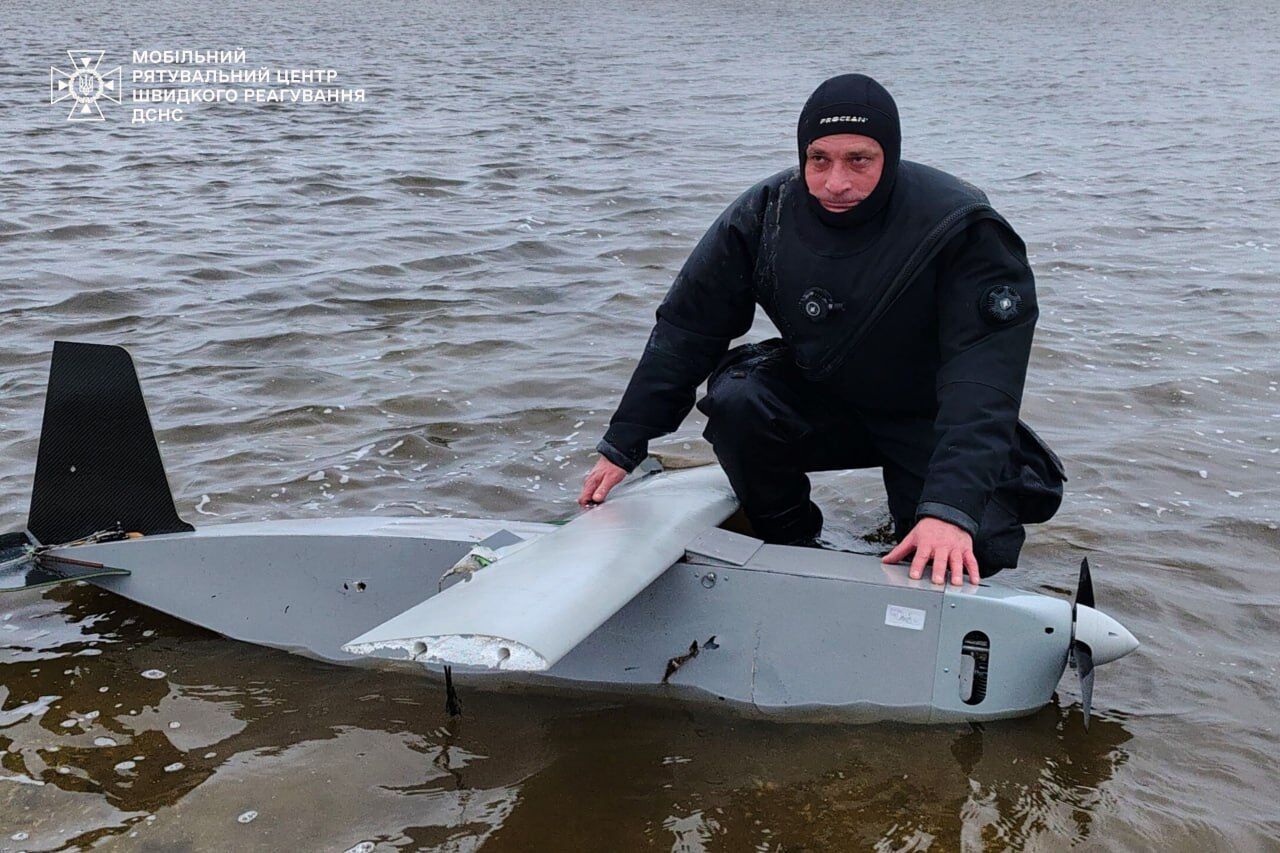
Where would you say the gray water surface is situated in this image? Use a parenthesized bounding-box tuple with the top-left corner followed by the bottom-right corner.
(1, 0, 1278, 849)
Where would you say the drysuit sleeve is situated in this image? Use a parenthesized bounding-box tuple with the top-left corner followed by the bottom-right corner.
(915, 217, 1038, 536)
(596, 180, 773, 472)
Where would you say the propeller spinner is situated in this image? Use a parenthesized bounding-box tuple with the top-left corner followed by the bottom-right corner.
(1070, 558, 1140, 728)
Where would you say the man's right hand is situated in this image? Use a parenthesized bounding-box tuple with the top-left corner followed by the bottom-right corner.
(578, 457, 628, 507)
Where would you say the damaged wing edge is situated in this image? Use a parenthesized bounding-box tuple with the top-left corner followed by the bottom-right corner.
(341, 633, 548, 671)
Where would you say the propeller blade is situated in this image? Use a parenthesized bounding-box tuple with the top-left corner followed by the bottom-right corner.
(1075, 557, 1095, 611)
(1076, 644, 1095, 730)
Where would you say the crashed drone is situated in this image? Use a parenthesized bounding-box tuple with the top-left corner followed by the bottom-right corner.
(1, 342, 1138, 724)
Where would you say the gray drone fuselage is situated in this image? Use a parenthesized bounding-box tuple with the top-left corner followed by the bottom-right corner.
(12, 341, 1135, 726)
(47, 515, 1077, 724)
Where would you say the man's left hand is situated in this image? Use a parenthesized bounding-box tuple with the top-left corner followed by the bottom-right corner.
(881, 517, 980, 586)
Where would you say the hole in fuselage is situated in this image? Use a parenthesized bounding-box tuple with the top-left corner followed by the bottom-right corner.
(960, 630, 990, 706)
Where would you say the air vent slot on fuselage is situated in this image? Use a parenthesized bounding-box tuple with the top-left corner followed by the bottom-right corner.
(959, 630, 990, 705)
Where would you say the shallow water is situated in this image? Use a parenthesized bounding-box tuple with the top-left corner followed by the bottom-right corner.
(2, 0, 1279, 849)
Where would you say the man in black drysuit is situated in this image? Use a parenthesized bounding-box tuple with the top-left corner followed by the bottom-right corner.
(578, 74, 1066, 585)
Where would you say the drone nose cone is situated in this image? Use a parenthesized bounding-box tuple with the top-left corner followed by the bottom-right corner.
(1075, 604, 1140, 665)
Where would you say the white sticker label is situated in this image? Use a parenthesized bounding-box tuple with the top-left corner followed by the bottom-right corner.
(885, 604, 926, 631)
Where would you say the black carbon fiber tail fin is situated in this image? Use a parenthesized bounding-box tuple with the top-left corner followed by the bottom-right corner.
(26, 342, 193, 545)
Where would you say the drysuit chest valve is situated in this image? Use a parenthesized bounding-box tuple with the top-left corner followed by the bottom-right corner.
(799, 287, 844, 322)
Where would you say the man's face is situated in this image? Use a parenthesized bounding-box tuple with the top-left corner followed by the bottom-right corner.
(803, 134, 885, 213)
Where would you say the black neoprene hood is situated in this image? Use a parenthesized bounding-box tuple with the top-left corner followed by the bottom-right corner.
(796, 73, 902, 228)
